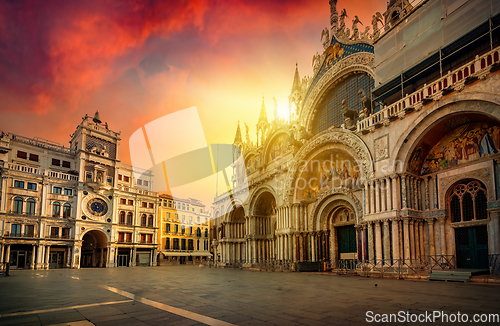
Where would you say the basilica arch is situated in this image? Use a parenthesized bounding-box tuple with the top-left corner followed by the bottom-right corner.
(80, 229, 109, 268)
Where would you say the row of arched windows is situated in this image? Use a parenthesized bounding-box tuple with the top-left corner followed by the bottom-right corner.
(119, 211, 154, 227)
(12, 197, 71, 218)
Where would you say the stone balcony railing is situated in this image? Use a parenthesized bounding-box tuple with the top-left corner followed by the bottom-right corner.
(357, 45, 500, 133)
(117, 184, 158, 197)
(6, 162, 41, 175)
(44, 169, 79, 181)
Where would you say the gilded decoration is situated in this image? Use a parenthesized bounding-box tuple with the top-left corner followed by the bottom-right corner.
(301, 52, 375, 133)
(285, 128, 373, 205)
(268, 134, 288, 162)
(409, 122, 500, 175)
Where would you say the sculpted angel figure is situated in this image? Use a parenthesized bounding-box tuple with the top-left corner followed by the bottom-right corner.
(371, 12, 383, 37)
(351, 15, 362, 40)
(321, 27, 330, 49)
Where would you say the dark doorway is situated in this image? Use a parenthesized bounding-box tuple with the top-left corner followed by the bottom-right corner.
(455, 226, 488, 269)
(337, 225, 357, 254)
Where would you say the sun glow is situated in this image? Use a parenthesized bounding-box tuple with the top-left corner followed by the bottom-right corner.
(276, 101, 290, 122)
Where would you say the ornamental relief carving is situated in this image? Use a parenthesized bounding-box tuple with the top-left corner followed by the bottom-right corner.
(300, 52, 374, 131)
(309, 188, 363, 231)
(284, 128, 373, 205)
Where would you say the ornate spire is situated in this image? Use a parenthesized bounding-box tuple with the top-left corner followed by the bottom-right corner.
(330, 0, 338, 29)
(291, 63, 301, 94)
(233, 121, 242, 144)
(258, 96, 268, 125)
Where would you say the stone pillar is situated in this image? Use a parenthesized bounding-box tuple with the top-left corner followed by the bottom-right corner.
(432, 177, 438, 209)
(403, 218, 410, 264)
(381, 180, 387, 212)
(367, 222, 374, 262)
(370, 180, 376, 214)
(292, 234, 297, 262)
(99, 248, 104, 268)
(391, 219, 400, 263)
(490, 210, 500, 255)
(391, 175, 400, 211)
(427, 218, 436, 257)
(311, 233, 316, 262)
(409, 220, 415, 262)
(374, 221, 382, 263)
(385, 178, 391, 211)
(45, 245, 51, 270)
(438, 216, 447, 256)
(5, 244, 11, 265)
(414, 220, 421, 262)
(419, 220, 425, 260)
(31, 245, 36, 270)
(383, 220, 390, 262)
(408, 177, 413, 209)
(401, 175, 408, 209)
(364, 182, 370, 215)
(330, 227, 337, 266)
(0, 244, 4, 264)
(424, 177, 430, 211)
(375, 180, 381, 213)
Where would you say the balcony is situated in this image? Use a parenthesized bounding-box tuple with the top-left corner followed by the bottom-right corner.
(7, 163, 41, 175)
(4, 231, 35, 238)
(44, 170, 78, 181)
(357, 46, 500, 133)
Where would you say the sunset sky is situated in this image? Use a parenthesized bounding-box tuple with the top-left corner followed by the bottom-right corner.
(0, 0, 386, 205)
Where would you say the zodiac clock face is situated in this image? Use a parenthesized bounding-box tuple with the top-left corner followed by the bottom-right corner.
(84, 196, 109, 220)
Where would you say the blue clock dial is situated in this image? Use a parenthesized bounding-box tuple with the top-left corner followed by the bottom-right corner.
(87, 198, 108, 217)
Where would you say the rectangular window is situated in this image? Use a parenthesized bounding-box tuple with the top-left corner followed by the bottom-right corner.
(120, 198, 126, 204)
(181, 215, 185, 223)
(29, 153, 39, 162)
(11, 224, 21, 237)
(144, 180, 149, 187)
(189, 227, 193, 235)
(140, 234, 147, 243)
(197, 216, 200, 224)
(17, 151, 27, 159)
(142, 202, 147, 208)
(107, 177, 112, 184)
(27, 183, 37, 190)
(126, 233, 132, 242)
(148, 216, 154, 227)
(124, 176, 130, 182)
(164, 238, 170, 249)
(165, 223, 171, 233)
(64, 188, 72, 196)
(24, 225, 34, 237)
(174, 224, 179, 234)
(62, 228, 70, 239)
(118, 232, 125, 242)
(52, 158, 60, 166)
(53, 187, 62, 194)
(127, 199, 133, 205)
(14, 180, 24, 188)
(50, 227, 59, 238)
(168, 201, 172, 207)
(86, 172, 92, 180)
(126, 213, 133, 225)
(181, 225, 185, 235)
(149, 203, 154, 209)
(137, 179, 142, 185)
(62, 161, 71, 168)
(189, 216, 193, 224)
(118, 174, 122, 181)
(147, 234, 153, 243)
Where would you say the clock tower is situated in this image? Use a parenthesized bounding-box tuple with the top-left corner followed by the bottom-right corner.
(70, 111, 121, 268)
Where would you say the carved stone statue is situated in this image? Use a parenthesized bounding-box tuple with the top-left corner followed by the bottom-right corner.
(244, 123, 251, 143)
(351, 15, 362, 40)
(341, 99, 358, 130)
(372, 12, 383, 38)
(358, 89, 373, 118)
(321, 27, 330, 50)
(339, 9, 348, 32)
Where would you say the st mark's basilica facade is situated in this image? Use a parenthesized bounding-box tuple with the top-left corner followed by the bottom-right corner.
(211, 0, 500, 275)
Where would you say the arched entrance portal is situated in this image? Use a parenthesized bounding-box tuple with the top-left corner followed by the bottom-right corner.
(447, 180, 489, 269)
(250, 191, 276, 263)
(221, 206, 246, 265)
(81, 230, 108, 268)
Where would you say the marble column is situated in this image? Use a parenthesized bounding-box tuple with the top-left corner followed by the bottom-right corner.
(490, 210, 500, 255)
(45, 245, 51, 270)
(375, 180, 381, 213)
(391, 219, 400, 263)
(403, 218, 410, 264)
(311, 233, 316, 262)
(424, 177, 430, 211)
(392, 175, 400, 210)
(374, 221, 382, 263)
(5, 245, 11, 266)
(432, 177, 438, 209)
(401, 175, 408, 209)
(414, 220, 421, 262)
(31, 245, 36, 270)
(0, 244, 4, 264)
(419, 220, 425, 260)
(439, 216, 447, 256)
(386, 178, 392, 211)
(367, 222, 374, 262)
(364, 182, 370, 215)
(330, 228, 337, 265)
(381, 179, 387, 212)
(370, 181, 376, 214)
(427, 218, 436, 256)
(383, 220, 391, 262)
(409, 220, 415, 262)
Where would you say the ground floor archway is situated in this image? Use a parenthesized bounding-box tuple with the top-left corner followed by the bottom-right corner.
(81, 230, 108, 268)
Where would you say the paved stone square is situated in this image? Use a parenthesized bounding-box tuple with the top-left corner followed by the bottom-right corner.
(1, 266, 499, 325)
